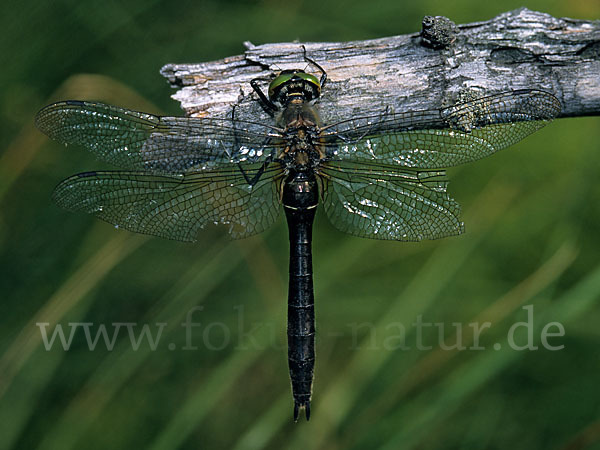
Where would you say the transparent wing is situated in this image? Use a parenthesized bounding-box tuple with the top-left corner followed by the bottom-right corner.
(36, 101, 284, 174)
(52, 164, 284, 241)
(319, 161, 463, 241)
(323, 90, 560, 169)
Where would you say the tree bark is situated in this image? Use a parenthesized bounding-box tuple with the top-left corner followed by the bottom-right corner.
(160, 8, 599, 123)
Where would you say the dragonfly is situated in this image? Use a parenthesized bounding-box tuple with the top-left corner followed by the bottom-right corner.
(35, 50, 560, 421)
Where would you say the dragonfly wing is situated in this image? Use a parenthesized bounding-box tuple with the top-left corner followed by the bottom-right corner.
(36, 101, 283, 174)
(52, 164, 284, 241)
(324, 90, 560, 169)
(319, 161, 463, 241)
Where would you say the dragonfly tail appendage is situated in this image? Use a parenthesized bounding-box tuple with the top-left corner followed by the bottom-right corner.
(294, 399, 311, 422)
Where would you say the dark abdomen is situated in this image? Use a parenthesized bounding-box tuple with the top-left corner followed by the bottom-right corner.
(282, 169, 318, 421)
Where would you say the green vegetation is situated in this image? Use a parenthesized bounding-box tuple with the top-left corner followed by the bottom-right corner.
(1, 1, 599, 449)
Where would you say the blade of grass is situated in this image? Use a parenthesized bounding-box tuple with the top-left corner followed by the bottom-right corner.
(0, 232, 147, 450)
(353, 240, 577, 429)
(0, 232, 147, 398)
(147, 320, 277, 450)
(379, 256, 600, 450)
(35, 236, 238, 450)
(146, 236, 287, 450)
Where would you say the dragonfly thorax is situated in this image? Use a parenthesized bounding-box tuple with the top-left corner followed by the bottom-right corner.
(277, 101, 324, 170)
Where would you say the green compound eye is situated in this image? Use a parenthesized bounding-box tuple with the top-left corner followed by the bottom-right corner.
(296, 72, 320, 89)
(268, 72, 295, 99)
(268, 71, 321, 100)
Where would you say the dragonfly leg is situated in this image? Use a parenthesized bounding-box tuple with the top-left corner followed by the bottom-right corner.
(230, 102, 241, 160)
(301, 45, 327, 89)
(230, 101, 275, 187)
(250, 78, 277, 117)
(236, 155, 274, 187)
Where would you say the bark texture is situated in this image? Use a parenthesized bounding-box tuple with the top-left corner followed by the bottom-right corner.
(160, 8, 599, 122)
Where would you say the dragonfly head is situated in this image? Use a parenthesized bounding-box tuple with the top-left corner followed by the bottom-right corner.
(268, 69, 321, 106)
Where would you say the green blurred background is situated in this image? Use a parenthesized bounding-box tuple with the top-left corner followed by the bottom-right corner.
(1, 0, 599, 449)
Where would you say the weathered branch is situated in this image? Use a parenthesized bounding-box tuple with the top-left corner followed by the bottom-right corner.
(161, 8, 600, 123)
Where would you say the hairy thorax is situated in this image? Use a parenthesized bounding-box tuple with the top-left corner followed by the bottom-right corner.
(277, 99, 325, 169)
